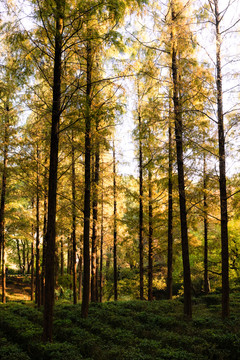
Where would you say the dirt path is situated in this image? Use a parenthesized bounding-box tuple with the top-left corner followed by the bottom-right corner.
(0, 275, 31, 301)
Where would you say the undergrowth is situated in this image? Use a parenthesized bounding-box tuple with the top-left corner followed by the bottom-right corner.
(0, 293, 239, 359)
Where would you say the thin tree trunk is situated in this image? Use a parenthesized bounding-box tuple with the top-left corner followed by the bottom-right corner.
(31, 239, 34, 301)
(31, 201, 35, 301)
(81, 29, 92, 318)
(99, 176, 104, 303)
(55, 246, 59, 292)
(171, 1, 192, 318)
(60, 238, 64, 277)
(26, 243, 30, 274)
(43, 0, 63, 341)
(213, 0, 229, 318)
(138, 94, 144, 300)
(148, 167, 153, 301)
(41, 154, 48, 306)
(1, 238, 6, 303)
(106, 248, 111, 281)
(113, 141, 118, 301)
(67, 242, 71, 274)
(71, 131, 77, 305)
(167, 112, 173, 300)
(91, 137, 100, 302)
(0, 103, 9, 304)
(22, 240, 26, 274)
(203, 152, 210, 294)
(78, 254, 83, 301)
(35, 145, 41, 307)
(16, 239, 22, 272)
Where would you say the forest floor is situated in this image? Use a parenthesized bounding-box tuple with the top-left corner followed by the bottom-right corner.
(0, 289, 240, 360)
(0, 275, 31, 301)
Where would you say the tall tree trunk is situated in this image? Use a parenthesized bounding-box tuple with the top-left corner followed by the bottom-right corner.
(91, 135, 100, 302)
(171, 1, 192, 318)
(31, 202, 35, 301)
(60, 238, 64, 277)
(16, 239, 22, 272)
(148, 167, 153, 301)
(0, 103, 9, 304)
(81, 29, 92, 319)
(213, 0, 229, 318)
(67, 241, 71, 274)
(203, 151, 210, 294)
(113, 141, 118, 301)
(167, 112, 173, 300)
(31, 240, 34, 301)
(55, 246, 59, 292)
(71, 131, 77, 304)
(138, 96, 144, 300)
(41, 154, 48, 306)
(43, 0, 63, 341)
(35, 145, 41, 307)
(26, 242, 30, 274)
(78, 253, 83, 301)
(1, 238, 6, 303)
(22, 240, 26, 274)
(99, 176, 104, 303)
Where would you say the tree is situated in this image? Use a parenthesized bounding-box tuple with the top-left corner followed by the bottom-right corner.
(71, 130, 77, 305)
(208, 0, 229, 318)
(147, 154, 153, 301)
(35, 144, 41, 307)
(113, 140, 118, 301)
(203, 150, 210, 294)
(170, 0, 192, 317)
(167, 105, 173, 300)
(0, 101, 9, 304)
(43, 0, 64, 341)
(81, 17, 92, 318)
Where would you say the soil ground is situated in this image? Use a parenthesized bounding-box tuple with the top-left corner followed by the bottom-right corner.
(0, 275, 31, 301)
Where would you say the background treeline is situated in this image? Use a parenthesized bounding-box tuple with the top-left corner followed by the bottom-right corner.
(0, 0, 240, 341)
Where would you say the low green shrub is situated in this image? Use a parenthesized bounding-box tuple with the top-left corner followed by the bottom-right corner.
(36, 342, 84, 360)
(0, 332, 31, 360)
(0, 343, 31, 360)
(202, 294, 221, 306)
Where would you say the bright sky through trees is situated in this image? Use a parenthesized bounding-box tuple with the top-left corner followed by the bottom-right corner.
(116, 0, 240, 177)
(2, 0, 240, 177)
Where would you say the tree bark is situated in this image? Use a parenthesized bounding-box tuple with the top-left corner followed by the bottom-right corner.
(78, 253, 83, 301)
(1, 238, 6, 303)
(31, 240, 34, 301)
(81, 29, 92, 318)
(203, 151, 210, 294)
(22, 240, 26, 274)
(148, 167, 153, 301)
(213, 0, 229, 318)
(41, 153, 48, 305)
(138, 94, 144, 300)
(91, 135, 100, 302)
(43, 0, 63, 341)
(99, 175, 104, 303)
(171, 1, 192, 318)
(167, 111, 173, 300)
(71, 131, 77, 305)
(16, 239, 22, 272)
(26, 242, 30, 274)
(0, 103, 9, 304)
(113, 141, 118, 301)
(60, 238, 64, 277)
(35, 145, 41, 307)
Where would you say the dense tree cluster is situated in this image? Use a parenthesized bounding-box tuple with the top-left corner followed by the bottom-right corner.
(0, 0, 240, 341)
